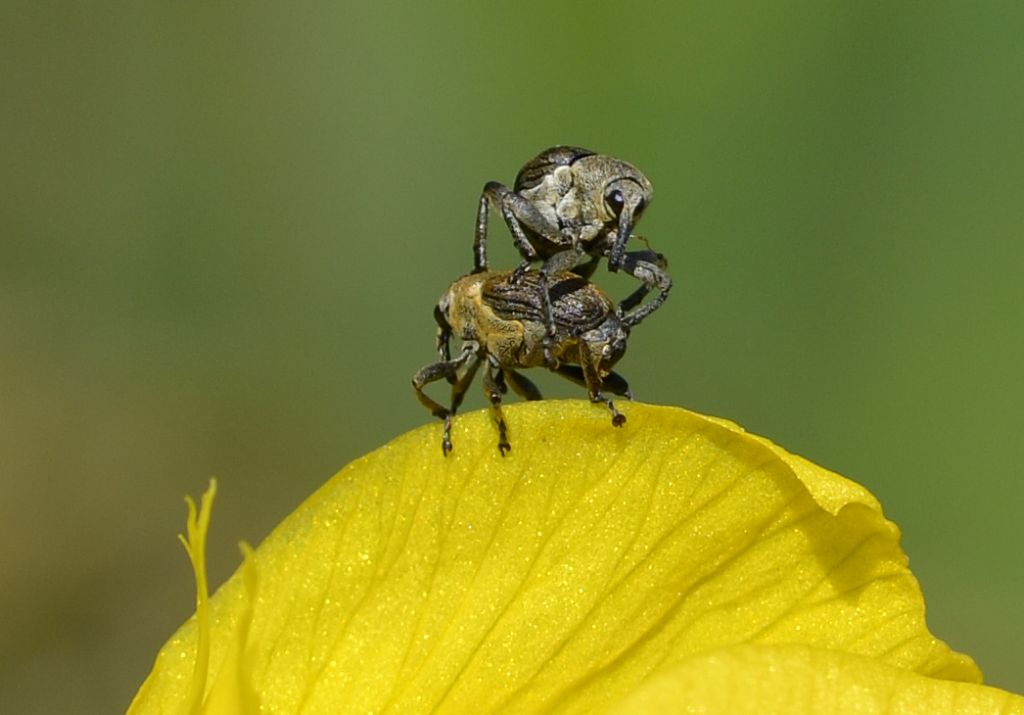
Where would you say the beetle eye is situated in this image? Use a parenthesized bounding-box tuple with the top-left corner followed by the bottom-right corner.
(605, 189, 625, 215)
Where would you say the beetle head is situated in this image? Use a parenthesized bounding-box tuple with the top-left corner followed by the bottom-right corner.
(601, 175, 651, 271)
(600, 323, 630, 371)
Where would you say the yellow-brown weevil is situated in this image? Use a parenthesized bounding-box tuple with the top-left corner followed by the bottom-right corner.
(413, 269, 637, 456)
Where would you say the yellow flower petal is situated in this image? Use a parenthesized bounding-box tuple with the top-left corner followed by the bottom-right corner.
(130, 401, 999, 714)
(608, 643, 1024, 714)
(201, 542, 261, 714)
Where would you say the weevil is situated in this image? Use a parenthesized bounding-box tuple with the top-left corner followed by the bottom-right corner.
(473, 146, 672, 349)
(413, 269, 640, 456)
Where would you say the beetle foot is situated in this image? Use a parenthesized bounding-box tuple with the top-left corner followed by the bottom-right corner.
(441, 414, 454, 456)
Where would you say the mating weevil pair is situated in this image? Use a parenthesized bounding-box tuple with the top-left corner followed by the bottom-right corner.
(413, 146, 672, 456)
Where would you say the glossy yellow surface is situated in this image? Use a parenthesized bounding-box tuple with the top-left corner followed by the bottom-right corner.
(130, 402, 1022, 714)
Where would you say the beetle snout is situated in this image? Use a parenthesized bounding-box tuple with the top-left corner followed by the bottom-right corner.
(608, 187, 646, 272)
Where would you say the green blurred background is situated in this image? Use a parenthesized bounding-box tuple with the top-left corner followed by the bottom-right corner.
(2, 2, 1022, 711)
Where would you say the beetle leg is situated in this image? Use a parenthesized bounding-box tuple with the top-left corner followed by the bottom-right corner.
(412, 361, 457, 454)
(507, 260, 556, 365)
(476, 181, 552, 272)
(553, 364, 633, 399)
(490, 365, 509, 395)
(510, 257, 533, 284)
(598, 369, 633, 400)
(572, 254, 601, 280)
(581, 348, 626, 427)
(618, 283, 651, 315)
(482, 361, 511, 456)
(549, 364, 587, 390)
(617, 248, 672, 327)
(474, 188, 494, 273)
(535, 271, 557, 367)
(540, 246, 587, 274)
(413, 359, 458, 415)
(449, 353, 481, 416)
(412, 345, 477, 455)
(503, 368, 543, 401)
(592, 392, 626, 427)
(534, 247, 587, 366)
